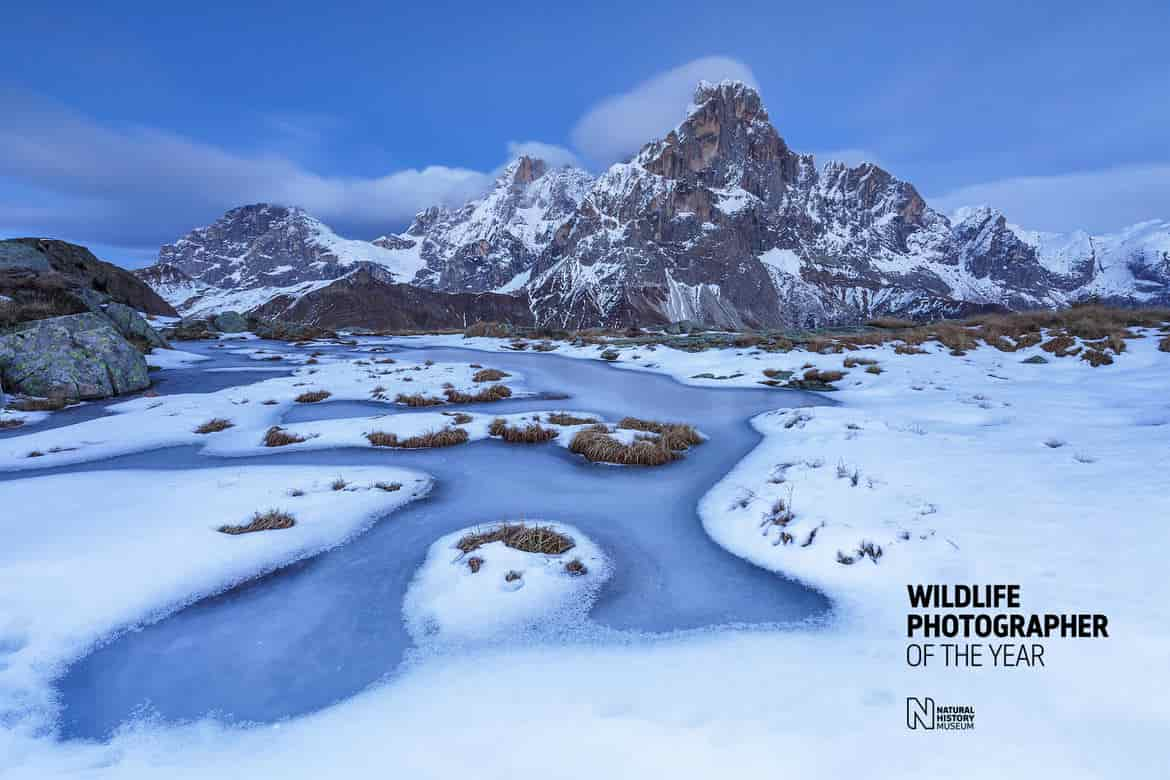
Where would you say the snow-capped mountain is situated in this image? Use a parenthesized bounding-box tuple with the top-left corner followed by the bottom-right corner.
(376, 156, 593, 293)
(526, 80, 1170, 329)
(139, 82, 1168, 328)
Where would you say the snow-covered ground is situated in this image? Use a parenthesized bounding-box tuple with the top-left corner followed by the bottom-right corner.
(2, 328, 1168, 777)
(404, 521, 609, 644)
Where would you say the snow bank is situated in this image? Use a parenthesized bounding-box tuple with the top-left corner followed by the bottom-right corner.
(403, 522, 608, 644)
(0, 464, 431, 743)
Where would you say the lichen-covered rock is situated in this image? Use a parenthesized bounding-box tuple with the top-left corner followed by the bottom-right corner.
(0, 313, 150, 400)
(212, 310, 248, 333)
(96, 300, 169, 350)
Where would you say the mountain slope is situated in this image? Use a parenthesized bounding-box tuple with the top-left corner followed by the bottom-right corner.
(527, 80, 1169, 328)
(376, 156, 593, 293)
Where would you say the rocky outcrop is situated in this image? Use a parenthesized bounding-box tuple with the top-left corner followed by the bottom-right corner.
(1, 238, 176, 317)
(212, 310, 248, 333)
(249, 267, 534, 331)
(0, 313, 150, 400)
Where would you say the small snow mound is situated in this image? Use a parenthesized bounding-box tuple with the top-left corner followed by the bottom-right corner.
(403, 521, 609, 645)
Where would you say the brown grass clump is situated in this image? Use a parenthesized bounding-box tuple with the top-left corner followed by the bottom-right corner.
(194, 418, 234, 434)
(564, 558, 588, 576)
(865, 364, 883, 375)
(488, 418, 559, 443)
(617, 417, 703, 450)
(0, 417, 25, 430)
(1080, 349, 1113, 367)
(443, 411, 474, 424)
(331, 476, 348, 491)
(1159, 334, 1170, 352)
(218, 509, 295, 535)
(365, 427, 470, 449)
(467, 556, 484, 573)
(395, 392, 444, 407)
(1040, 333, 1077, 357)
(762, 368, 792, 378)
(505, 570, 523, 582)
(894, 343, 928, 355)
(443, 384, 512, 404)
(570, 423, 697, 467)
(802, 369, 845, 383)
(263, 426, 306, 447)
(842, 356, 878, 368)
(456, 522, 575, 555)
(600, 349, 620, 361)
(294, 390, 332, 403)
(546, 412, 598, 426)
(463, 321, 512, 338)
(375, 481, 402, 492)
(472, 368, 510, 382)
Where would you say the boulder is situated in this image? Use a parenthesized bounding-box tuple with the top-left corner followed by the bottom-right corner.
(212, 310, 248, 333)
(0, 313, 150, 400)
(100, 301, 169, 350)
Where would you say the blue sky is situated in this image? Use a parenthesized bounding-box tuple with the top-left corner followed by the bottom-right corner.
(1, 0, 1167, 267)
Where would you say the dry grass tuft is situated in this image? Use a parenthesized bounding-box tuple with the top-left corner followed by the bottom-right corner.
(894, 343, 928, 355)
(570, 429, 676, 465)
(600, 348, 620, 361)
(472, 368, 510, 382)
(194, 418, 234, 434)
(263, 426, 305, 447)
(294, 390, 332, 403)
(505, 570, 523, 582)
(467, 556, 484, 573)
(463, 321, 512, 338)
(1081, 349, 1113, 367)
(488, 418, 559, 443)
(442, 411, 474, 424)
(802, 368, 846, 383)
(8, 395, 69, 412)
(331, 476, 348, 491)
(219, 509, 295, 535)
(375, 481, 402, 492)
(546, 412, 598, 426)
(366, 427, 470, 449)
(564, 558, 588, 576)
(395, 392, 444, 407)
(865, 364, 883, 374)
(456, 522, 575, 555)
(0, 417, 25, 430)
(617, 417, 703, 450)
(443, 384, 512, 404)
(843, 355, 878, 368)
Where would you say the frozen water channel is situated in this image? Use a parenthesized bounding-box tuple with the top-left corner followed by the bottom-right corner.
(5, 338, 833, 740)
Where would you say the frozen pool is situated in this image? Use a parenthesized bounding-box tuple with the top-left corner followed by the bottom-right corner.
(3, 338, 834, 739)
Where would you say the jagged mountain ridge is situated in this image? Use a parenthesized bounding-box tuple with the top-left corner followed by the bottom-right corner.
(378, 156, 594, 293)
(140, 81, 1169, 328)
(526, 80, 1169, 328)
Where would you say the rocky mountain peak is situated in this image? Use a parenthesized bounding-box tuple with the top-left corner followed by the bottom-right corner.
(507, 155, 548, 188)
(636, 79, 798, 208)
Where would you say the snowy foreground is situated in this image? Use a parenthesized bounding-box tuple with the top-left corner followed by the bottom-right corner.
(2, 329, 1169, 777)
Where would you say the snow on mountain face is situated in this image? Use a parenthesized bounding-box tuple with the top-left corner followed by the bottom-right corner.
(377, 157, 593, 293)
(140, 82, 1167, 327)
(156, 203, 426, 296)
(527, 80, 1170, 329)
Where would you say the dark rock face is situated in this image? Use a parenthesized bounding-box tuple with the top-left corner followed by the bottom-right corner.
(250, 268, 534, 331)
(0, 238, 176, 318)
(0, 313, 150, 400)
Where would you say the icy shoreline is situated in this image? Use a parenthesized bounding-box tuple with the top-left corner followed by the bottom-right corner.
(2, 330, 1168, 777)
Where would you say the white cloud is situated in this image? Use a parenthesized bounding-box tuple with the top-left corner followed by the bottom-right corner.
(0, 90, 495, 250)
(570, 56, 758, 166)
(504, 141, 580, 169)
(930, 163, 1170, 234)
